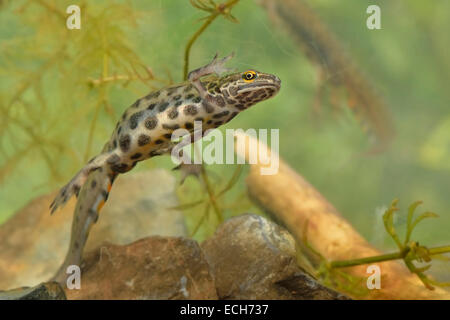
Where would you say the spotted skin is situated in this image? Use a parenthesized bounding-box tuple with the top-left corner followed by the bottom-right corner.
(50, 54, 281, 285)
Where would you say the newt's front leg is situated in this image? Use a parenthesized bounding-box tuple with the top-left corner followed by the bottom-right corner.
(187, 52, 235, 99)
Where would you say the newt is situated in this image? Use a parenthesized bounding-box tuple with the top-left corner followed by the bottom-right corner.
(49, 53, 281, 284)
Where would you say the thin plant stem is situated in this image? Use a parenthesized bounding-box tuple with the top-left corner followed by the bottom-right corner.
(183, 0, 240, 80)
(200, 163, 223, 223)
(329, 245, 450, 269)
(183, 13, 218, 80)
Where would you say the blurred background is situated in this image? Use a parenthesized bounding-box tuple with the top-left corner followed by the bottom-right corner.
(0, 0, 449, 277)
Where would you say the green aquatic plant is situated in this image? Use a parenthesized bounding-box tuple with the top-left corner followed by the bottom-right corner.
(302, 199, 450, 295)
(0, 0, 170, 221)
(173, 164, 254, 240)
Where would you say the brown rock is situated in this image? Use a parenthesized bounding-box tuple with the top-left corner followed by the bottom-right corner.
(0, 170, 186, 290)
(201, 214, 347, 300)
(65, 237, 217, 300)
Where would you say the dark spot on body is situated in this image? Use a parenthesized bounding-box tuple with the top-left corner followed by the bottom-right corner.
(162, 123, 180, 130)
(213, 111, 230, 119)
(175, 100, 183, 107)
(184, 105, 198, 116)
(155, 139, 164, 144)
(174, 94, 181, 100)
(131, 152, 142, 160)
(138, 134, 151, 146)
(145, 116, 158, 130)
(163, 133, 172, 139)
(117, 126, 122, 135)
(193, 96, 201, 103)
(146, 91, 160, 99)
(119, 134, 131, 152)
(186, 93, 195, 100)
(132, 99, 140, 108)
(185, 122, 193, 129)
(147, 103, 156, 110)
(91, 180, 97, 189)
(129, 111, 143, 130)
(214, 95, 225, 107)
(235, 104, 246, 110)
(214, 121, 223, 126)
(111, 163, 129, 173)
(207, 120, 213, 125)
(250, 92, 259, 99)
(168, 108, 179, 119)
(158, 102, 169, 112)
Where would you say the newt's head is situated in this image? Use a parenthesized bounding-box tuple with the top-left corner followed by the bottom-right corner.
(218, 70, 281, 109)
(204, 70, 281, 110)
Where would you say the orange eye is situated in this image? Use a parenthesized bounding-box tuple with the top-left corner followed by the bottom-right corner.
(242, 71, 257, 82)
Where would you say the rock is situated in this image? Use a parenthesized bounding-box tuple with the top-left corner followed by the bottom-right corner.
(201, 214, 347, 300)
(65, 237, 217, 300)
(0, 282, 66, 300)
(0, 169, 186, 290)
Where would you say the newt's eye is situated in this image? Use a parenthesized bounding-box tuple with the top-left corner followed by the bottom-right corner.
(242, 70, 257, 82)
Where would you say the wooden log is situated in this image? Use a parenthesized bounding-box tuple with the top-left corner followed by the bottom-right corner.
(233, 131, 450, 299)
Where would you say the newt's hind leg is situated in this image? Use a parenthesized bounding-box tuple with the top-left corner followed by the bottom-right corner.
(49, 152, 114, 214)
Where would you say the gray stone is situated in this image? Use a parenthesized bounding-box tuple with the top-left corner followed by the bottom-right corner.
(201, 214, 348, 300)
(0, 282, 66, 300)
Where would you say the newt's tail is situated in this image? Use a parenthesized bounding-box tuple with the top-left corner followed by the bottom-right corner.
(51, 167, 116, 285)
